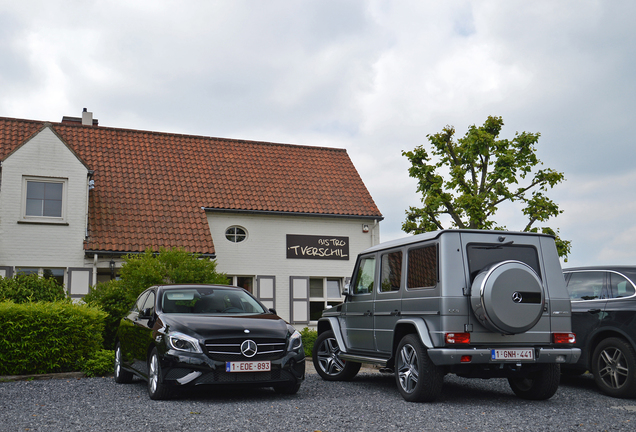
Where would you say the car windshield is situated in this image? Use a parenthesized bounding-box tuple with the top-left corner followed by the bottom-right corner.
(161, 287, 268, 315)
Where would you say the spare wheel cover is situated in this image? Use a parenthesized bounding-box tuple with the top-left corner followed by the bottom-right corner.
(471, 260, 544, 334)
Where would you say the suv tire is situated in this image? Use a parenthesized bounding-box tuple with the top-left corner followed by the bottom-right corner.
(395, 334, 443, 402)
(591, 337, 636, 398)
(507, 364, 560, 400)
(312, 330, 361, 381)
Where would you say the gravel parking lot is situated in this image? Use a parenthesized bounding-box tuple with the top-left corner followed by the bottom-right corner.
(1, 365, 635, 431)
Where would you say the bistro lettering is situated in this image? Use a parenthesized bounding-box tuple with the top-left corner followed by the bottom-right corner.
(286, 234, 349, 260)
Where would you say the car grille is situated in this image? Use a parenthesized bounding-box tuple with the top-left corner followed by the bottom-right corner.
(204, 338, 286, 361)
(196, 368, 293, 384)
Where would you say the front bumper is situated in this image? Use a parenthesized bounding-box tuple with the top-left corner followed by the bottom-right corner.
(427, 347, 581, 366)
(158, 349, 305, 388)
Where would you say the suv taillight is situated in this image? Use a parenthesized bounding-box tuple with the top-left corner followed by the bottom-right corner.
(445, 332, 470, 344)
(553, 333, 576, 344)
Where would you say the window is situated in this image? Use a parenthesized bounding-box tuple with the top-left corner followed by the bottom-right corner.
(353, 256, 376, 294)
(225, 226, 247, 243)
(466, 243, 540, 283)
(566, 272, 605, 301)
(609, 273, 636, 298)
(407, 245, 437, 289)
(380, 251, 402, 292)
(227, 275, 254, 293)
(22, 177, 67, 220)
(309, 277, 343, 321)
(16, 267, 64, 287)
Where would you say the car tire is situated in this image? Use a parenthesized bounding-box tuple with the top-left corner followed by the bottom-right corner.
(591, 337, 636, 398)
(394, 334, 443, 402)
(312, 330, 361, 381)
(148, 348, 171, 400)
(273, 382, 302, 395)
(114, 342, 134, 384)
(508, 364, 560, 400)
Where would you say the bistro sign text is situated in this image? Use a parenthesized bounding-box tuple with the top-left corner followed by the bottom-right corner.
(286, 234, 349, 260)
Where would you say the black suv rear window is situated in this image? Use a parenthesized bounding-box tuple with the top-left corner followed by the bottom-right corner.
(466, 244, 541, 283)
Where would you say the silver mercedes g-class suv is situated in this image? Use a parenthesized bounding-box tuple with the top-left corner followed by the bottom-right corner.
(312, 230, 581, 402)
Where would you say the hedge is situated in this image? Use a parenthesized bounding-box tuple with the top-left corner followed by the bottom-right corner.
(0, 301, 107, 376)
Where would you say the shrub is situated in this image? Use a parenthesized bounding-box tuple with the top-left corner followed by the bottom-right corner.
(83, 247, 229, 349)
(300, 327, 318, 357)
(82, 280, 136, 350)
(80, 349, 115, 377)
(0, 273, 66, 303)
(0, 301, 107, 375)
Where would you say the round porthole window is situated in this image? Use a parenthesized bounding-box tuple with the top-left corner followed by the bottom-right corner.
(225, 226, 247, 243)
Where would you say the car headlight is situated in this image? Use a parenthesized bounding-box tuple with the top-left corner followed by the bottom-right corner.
(167, 332, 202, 353)
(287, 330, 303, 352)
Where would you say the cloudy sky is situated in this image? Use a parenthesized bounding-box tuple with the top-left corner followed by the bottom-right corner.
(2, 0, 635, 267)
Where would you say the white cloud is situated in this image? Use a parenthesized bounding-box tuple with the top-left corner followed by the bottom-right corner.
(2, 0, 636, 265)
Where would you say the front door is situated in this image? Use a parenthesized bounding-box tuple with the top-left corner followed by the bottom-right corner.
(343, 254, 376, 352)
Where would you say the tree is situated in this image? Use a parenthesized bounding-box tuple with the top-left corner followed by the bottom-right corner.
(83, 247, 228, 349)
(402, 116, 571, 258)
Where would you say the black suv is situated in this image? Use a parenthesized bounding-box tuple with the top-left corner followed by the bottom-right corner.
(562, 266, 636, 398)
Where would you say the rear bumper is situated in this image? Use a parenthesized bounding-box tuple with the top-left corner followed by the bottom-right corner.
(428, 347, 581, 366)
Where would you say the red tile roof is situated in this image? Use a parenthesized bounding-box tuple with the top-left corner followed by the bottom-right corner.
(0, 116, 382, 256)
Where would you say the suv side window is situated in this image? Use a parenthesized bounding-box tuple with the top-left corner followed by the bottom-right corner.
(609, 273, 636, 298)
(566, 272, 605, 301)
(380, 251, 402, 292)
(354, 256, 376, 294)
(407, 244, 437, 289)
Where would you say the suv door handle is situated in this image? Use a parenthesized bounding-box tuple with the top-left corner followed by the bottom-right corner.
(587, 309, 601, 314)
(364, 310, 373, 316)
(390, 309, 400, 316)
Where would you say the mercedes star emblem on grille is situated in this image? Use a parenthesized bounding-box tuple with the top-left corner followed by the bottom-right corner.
(241, 339, 258, 357)
(512, 291, 523, 303)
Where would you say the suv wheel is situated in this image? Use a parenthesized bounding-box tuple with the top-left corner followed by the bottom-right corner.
(312, 330, 361, 381)
(592, 337, 636, 398)
(507, 364, 560, 400)
(395, 334, 443, 402)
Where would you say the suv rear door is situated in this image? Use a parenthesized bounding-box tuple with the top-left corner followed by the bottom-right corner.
(374, 248, 404, 354)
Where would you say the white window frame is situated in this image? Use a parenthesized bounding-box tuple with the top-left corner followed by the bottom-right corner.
(309, 277, 344, 322)
(21, 176, 68, 223)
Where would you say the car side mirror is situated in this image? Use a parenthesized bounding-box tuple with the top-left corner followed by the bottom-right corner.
(342, 283, 351, 296)
(139, 307, 153, 319)
(269, 308, 277, 315)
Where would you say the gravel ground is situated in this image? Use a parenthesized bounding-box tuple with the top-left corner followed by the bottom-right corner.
(1, 368, 635, 431)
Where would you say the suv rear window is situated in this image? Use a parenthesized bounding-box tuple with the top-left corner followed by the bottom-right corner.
(466, 244, 541, 283)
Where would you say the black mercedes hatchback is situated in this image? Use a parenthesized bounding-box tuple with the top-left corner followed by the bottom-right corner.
(114, 284, 305, 400)
(562, 266, 636, 398)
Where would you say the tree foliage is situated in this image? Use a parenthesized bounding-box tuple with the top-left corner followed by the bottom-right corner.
(83, 247, 228, 349)
(402, 116, 571, 258)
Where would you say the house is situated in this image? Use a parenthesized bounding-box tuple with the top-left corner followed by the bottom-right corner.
(0, 111, 383, 325)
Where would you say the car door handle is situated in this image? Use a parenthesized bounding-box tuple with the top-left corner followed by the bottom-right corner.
(390, 310, 400, 316)
(587, 309, 601, 314)
(364, 310, 373, 316)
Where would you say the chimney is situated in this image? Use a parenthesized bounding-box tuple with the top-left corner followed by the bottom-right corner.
(82, 108, 93, 126)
